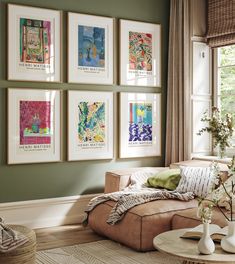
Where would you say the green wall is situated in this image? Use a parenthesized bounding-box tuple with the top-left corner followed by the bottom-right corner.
(0, 0, 170, 203)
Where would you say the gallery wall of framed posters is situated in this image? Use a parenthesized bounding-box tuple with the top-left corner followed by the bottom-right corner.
(8, 4, 62, 82)
(6, 4, 162, 164)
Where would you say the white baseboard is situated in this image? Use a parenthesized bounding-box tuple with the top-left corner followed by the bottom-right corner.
(0, 194, 99, 229)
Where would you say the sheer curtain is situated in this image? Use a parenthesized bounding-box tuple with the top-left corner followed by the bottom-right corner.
(165, 0, 191, 166)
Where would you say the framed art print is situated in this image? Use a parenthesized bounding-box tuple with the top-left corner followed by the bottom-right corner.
(8, 4, 62, 82)
(119, 92, 161, 158)
(120, 19, 161, 87)
(68, 91, 113, 161)
(68, 12, 113, 84)
(8, 88, 61, 164)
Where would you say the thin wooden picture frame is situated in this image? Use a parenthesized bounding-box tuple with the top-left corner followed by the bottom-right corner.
(119, 19, 161, 87)
(8, 88, 62, 164)
(67, 90, 113, 161)
(119, 92, 161, 158)
(68, 12, 114, 85)
(8, 4, 62, 82)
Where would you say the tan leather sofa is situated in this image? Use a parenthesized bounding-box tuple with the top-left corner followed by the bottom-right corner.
(88, 161, 229, 251)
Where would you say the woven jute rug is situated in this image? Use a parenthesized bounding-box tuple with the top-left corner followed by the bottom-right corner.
(36, 240, 181, 264)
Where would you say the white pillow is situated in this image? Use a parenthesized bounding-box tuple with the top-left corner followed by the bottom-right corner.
(127, 169, 168, 190)
(130, 170, 155, 186)
(175, 166, 215, 198)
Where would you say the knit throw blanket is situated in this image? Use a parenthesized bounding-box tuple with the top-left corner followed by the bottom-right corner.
(85, 189, 194, 225)
(0, 219, 28, 253)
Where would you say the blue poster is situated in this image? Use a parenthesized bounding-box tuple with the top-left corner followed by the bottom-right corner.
(78, 25, 105, 68)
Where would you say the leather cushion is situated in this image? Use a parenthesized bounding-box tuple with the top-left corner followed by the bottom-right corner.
(171, 207, 227, 230)
(88, 199, 197, 251)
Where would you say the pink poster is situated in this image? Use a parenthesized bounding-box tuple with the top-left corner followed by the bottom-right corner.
(20, 101, 51, 145)
(129, 31, 152, 71)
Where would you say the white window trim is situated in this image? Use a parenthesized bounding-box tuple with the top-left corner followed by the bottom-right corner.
(213, 48, 235, 157)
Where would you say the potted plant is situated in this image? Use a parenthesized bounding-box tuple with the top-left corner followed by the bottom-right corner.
(197, 107, 234, 158)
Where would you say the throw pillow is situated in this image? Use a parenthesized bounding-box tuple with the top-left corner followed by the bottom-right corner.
(146, 169, 181, 190)
(175, 166, 215, 198)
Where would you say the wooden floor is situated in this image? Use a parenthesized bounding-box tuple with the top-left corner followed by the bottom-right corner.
(35, 224, 104, 251)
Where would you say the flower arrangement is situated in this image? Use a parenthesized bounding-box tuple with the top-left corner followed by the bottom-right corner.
(197, 107, 234, 158)
(198, 158, 235, 223)
(197, 202, 214, 223)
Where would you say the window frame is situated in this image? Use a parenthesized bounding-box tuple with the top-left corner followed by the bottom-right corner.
(213, 47, 235, 157)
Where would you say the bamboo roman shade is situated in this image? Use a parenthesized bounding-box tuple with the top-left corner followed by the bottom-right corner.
(207, 0, 235, 48)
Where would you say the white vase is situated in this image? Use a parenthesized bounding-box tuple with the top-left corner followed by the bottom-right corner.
(198, 223, 215, 255)
(221, 221, 235, 253)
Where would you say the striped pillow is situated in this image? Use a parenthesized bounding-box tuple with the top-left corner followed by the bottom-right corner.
(175, 166, 215, 198)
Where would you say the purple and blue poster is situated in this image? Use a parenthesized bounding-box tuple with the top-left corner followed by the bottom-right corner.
(128, 103, 152, 144)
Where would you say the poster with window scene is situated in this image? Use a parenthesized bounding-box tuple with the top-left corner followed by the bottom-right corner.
(20, 18, 51, 68)
(78, 25, 105, 73)
(78, 101, 106, 149)
(128, 102, 152, 146)
(8, 4, 61, 82)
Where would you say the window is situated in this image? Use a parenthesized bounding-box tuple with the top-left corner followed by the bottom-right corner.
(215, 45, 235, 150)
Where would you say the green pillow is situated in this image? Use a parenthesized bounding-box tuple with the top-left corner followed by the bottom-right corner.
(146, 169, 181, 190)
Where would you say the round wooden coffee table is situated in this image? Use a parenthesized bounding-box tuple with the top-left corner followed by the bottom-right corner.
(153, 229, 235, 264)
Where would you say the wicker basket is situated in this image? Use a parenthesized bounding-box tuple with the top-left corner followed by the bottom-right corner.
(0, 225, 36, 264)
